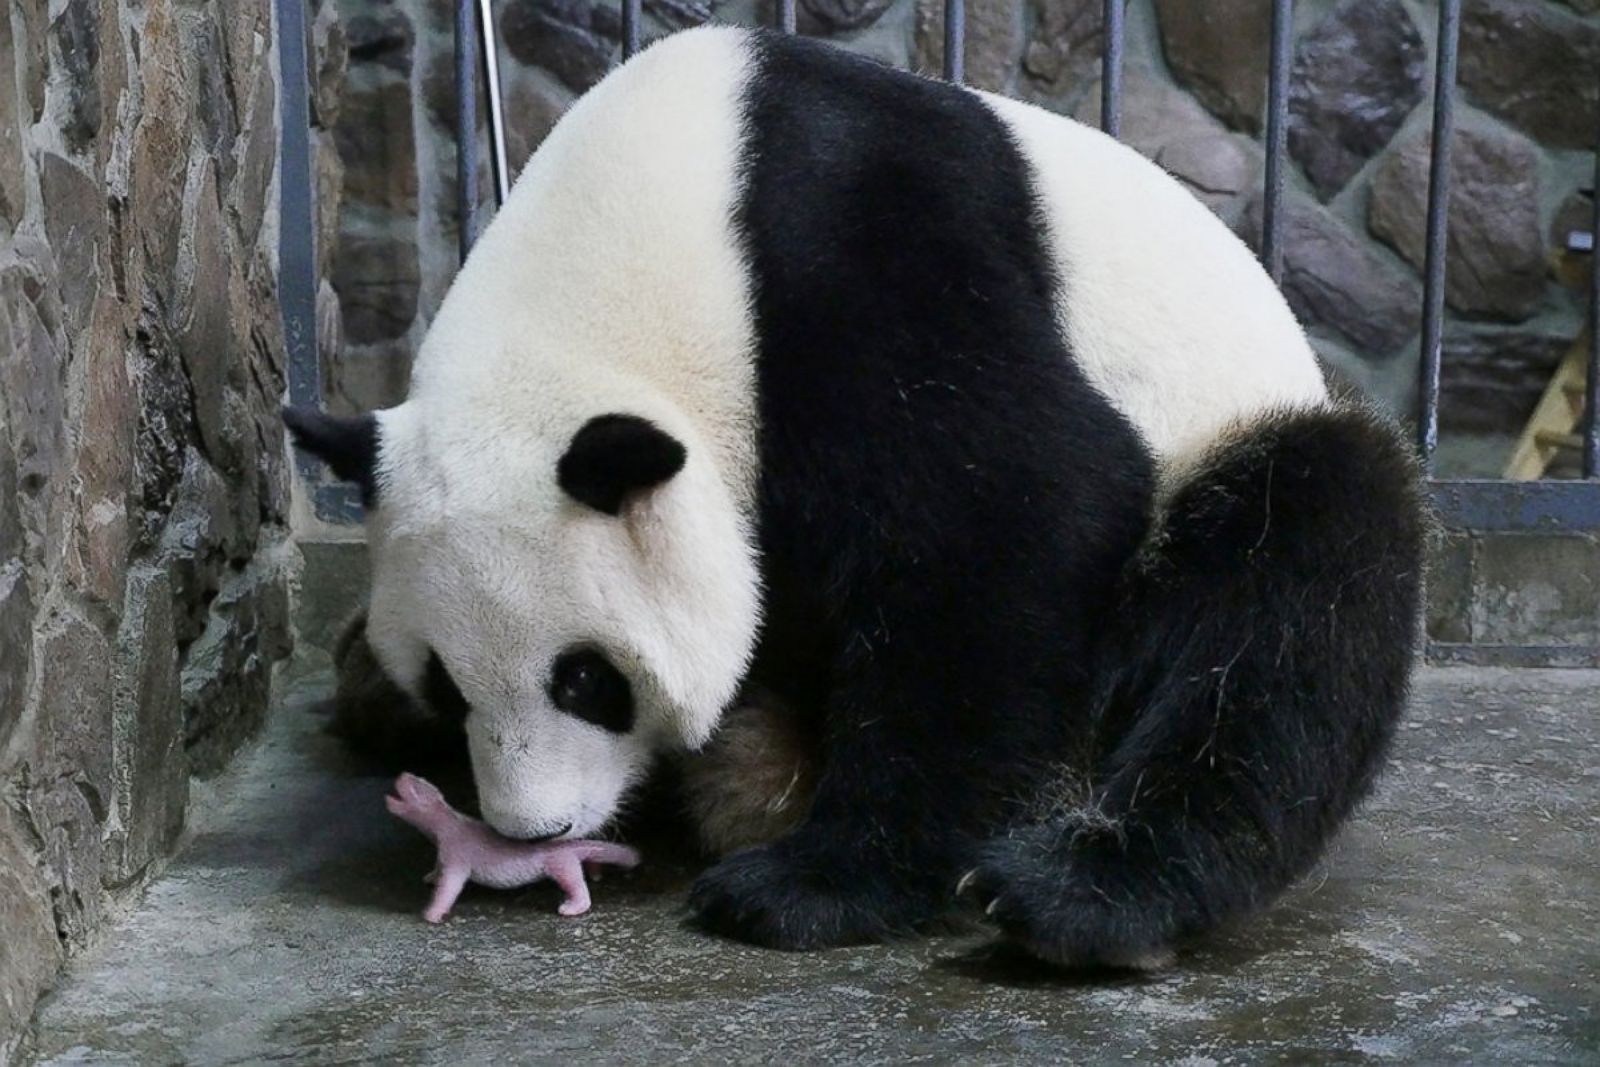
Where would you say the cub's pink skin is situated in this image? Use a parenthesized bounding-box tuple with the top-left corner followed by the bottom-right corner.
(385, 772, 641, 923)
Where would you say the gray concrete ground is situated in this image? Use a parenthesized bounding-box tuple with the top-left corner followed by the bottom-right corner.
(18, 663, 1600, 1065)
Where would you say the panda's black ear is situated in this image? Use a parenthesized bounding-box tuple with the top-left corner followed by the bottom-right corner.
(283, 406, 381, 506)
(558, 414, 687, 515)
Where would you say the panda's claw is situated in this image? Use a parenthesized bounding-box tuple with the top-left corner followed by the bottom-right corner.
(955, 868, 980, 896)
(984, 895, 1002, 917)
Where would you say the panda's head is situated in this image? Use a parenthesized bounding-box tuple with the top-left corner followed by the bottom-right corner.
(285, 400, 761, 841)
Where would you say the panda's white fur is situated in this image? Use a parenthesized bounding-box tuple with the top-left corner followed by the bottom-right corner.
(290, 26, 1424, 959)
(365, 29, 764, 838)
(979, 94, 1329, 462)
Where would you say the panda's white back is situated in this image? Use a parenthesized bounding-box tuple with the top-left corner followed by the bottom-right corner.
(409, 26, 1326, 487)
(981, 93, 1329, 464)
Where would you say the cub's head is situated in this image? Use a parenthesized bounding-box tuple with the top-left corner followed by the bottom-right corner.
(286, 401, 760, 841)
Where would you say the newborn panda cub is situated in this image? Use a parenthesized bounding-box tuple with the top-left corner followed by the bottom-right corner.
(387, 772, 639, 922)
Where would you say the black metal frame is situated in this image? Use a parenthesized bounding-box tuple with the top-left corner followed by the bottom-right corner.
(280, 0, 1600, 546)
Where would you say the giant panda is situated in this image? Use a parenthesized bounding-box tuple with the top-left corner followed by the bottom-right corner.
(286, 26, 1426, 966)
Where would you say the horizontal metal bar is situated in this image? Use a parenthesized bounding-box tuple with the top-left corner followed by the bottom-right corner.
(1425, 643, 1600, 669)
(1429, 479, 1600, 532)
(1572, 231, 1595, 253)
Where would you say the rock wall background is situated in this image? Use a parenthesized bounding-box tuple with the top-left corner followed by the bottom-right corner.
(0, 0, 325, 1048)
(322, 0, 1598, 474)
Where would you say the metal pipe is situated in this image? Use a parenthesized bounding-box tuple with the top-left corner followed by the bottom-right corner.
(622, 0, 642, 58)
(943, 0, 964, 83)
(1417, 0, 1461, 473)
(275, 0, 318, 415)
(455, 0, 479, 262)
(1586, 100, 1600, 478)
(1260, 0, 1293, 284)
(1100, 0, 1123, 138)
(777, 0, 796, 34)
(477, 0, 511, 206)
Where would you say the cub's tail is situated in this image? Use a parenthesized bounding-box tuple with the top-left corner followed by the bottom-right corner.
(966, 404, 1428, 968)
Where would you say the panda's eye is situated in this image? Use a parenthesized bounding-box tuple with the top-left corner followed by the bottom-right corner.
(548, 648, 634, 733)
(423, 650, 472, 725)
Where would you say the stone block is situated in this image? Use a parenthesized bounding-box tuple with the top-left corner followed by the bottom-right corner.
(1022, 0, 1105, 95)
(1153, 0, 1270, 133)
(107, 566, 187, 884)
(0, 807, 60, 1045)
(1472, 534, 1600, 647)
(333, 75, 419, 216)
(49, 0, 102, 150)
(181, 550, 294, 777)
(331, 227, 421, 345)
(1459, 0, 1600, 151)
(1369, 126, 1545, 323)
(502, 0, 619, 94)
(0, 559, 31, 753)
(1425, 531, 1474, 645)
(1288, 0, 1425, 201)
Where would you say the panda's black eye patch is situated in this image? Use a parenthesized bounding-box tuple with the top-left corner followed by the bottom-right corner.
(548, 648, 634, 733)
(423, 650, 472, 725)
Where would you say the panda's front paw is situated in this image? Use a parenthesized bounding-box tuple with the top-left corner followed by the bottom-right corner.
(689, 839, 902, 950)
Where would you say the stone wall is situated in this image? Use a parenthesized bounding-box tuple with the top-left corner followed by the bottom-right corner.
(323, 0, 1597, 475)
(0, 0, 321, 1049)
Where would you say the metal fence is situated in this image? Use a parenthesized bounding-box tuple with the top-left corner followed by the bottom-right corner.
(278, 0, 1600, 533)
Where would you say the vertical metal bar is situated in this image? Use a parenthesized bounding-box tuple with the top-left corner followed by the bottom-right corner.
(275, 0, 318, 420)
(456, 0, 479, 262)
(943, 0, 964, 83)
(1417, 0, 1461, 473)
(622, 0, 642, 58)
(1586, 102, 1600, 478)
(477, 0, 511, 206)
(1100, 0, 1123, 138)
(1260, 0, 1293, 284)
(776, 0, 796, 33)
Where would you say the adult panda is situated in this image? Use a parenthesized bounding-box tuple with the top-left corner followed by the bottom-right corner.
(286, 26, 1426, 966)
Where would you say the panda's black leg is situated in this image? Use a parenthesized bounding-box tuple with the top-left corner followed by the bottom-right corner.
(689, 607, 1059, 949)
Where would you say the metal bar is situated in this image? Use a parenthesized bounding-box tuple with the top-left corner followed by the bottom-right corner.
(776, 0, 796, 34)
(943, 0, 964, 83)
(1586, 94, 1599, 478)
(1100, 0, 1123, 138)
(274, 0, 319, 417)
(1260, 0, 1293, 284)
(1429, 479, 1600, 532)
(622, 0, 642, 58)
(455, 0, 479, 262)
(1425, 642, 1600, 670)
(1417, 0, 1460, 473)
(477, 0, 511, 206)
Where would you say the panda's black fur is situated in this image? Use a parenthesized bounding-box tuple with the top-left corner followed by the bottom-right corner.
(686, 36, 1158, 948)
(293, 29, 1426, 966)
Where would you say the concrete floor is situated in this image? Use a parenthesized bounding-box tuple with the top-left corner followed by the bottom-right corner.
(18, 663, 1600, 1064)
